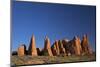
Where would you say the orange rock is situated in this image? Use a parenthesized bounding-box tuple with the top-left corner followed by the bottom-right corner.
(18, 44, 26, 57)
(62, 39, 69, 55)
(28, 35, 38, 56)
(17, 34, 93, 57)
(81, 34, 93, 55)
(73, 36, 82, 55)
(64, 40, 74, 55)
(58, 40, 66, 56)
(51, 43, 57, 56)
(51, 40, 60, 56)
(43, 36, 53, 56)
(63, 37, 81, 56)
(55, 40, 60, 55)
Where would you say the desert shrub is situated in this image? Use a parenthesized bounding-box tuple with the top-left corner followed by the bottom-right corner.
(42, 50, 49, 56)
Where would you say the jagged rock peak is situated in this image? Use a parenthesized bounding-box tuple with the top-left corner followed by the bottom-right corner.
(44, 36, 51, 49)
(28, 34, 38, 56)
(43, 36, 53, 56)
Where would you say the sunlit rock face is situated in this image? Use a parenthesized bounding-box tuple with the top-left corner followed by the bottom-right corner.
(18, 44, 26, 57)
(72, 36, 82, 55)
(52, 39, 69, 56)
(28, 35, 38, 56)
(81, 35, 93, 55)
(43, 36, 53, 56)
(16, 34, 93, 57)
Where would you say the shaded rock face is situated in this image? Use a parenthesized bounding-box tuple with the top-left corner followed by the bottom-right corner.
(51, 40, 60, 56)
(62, 37, 82, 56)
(43, 36, 53, 56)
(52, 37, 82, 56)
(28, 35, 38, 56)
(62, 39, 69, 55)
(18, 44, 26, 57)
(12, 51, 18, 55)
(63, 40, 74, 55)
(37, 48, 42, 55)
(58, 40, 66, 56)
(51, 43, 57, 56)
(81, 35, 93, 55)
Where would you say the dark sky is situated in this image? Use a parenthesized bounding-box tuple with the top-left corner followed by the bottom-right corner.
(12, 1, 96, 51)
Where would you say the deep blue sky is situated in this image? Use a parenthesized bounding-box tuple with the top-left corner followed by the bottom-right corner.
(12, 1, 96, 51)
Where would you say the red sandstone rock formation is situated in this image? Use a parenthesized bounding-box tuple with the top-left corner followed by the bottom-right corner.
(81, 34, 93, 55)
(51, 43, 57, 56)
(28, 35, 38, 56)
(18, 44, 26, 57)
(15, 34, 93, 57)
(64, 41, 73, 55)
(64, 36, 82, 56)
(55, 40, 60, 55)
(62, 39, 69, 55)
(73, 36, 82, 55)
(43, 36, 53, 56)
(51, 40, 60, 56)
(58, 40, 66, 56)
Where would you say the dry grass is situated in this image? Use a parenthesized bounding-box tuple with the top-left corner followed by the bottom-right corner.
(11, 54, 96, 66)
